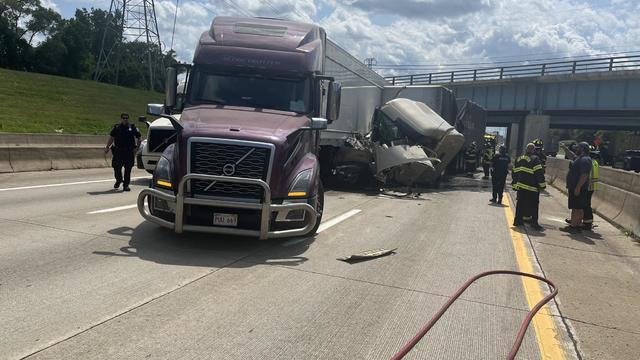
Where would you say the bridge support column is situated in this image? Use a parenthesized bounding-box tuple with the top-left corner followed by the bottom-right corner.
(518, 114, 550, 154)
(507, 123, 519, 160)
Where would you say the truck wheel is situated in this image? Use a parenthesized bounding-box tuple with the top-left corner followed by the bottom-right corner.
(305, 181, 324, 236)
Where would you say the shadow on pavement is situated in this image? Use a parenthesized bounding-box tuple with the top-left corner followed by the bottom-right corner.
(94, 222, 314, 268)
(488, 202, 508, 208)
(87, 189, 121, 196)
(511, 225, 547, 238)
(564, 233, 596, 245)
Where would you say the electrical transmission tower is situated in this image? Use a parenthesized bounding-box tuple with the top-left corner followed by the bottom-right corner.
(364, 58, 377, 69)
(94, 0, 162, 91)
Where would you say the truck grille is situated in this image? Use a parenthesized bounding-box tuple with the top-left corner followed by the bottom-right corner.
(148, 129, 177, 153)
(189, 141, 271, 199)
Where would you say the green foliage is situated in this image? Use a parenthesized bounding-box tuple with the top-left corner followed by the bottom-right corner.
(0, 3, 177, 91)
(0, 68, 162, 134)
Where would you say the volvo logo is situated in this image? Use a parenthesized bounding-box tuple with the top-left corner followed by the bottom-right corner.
(222, 163, 236, 176)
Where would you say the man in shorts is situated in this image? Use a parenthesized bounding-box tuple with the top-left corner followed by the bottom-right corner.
(560, 142, 592, 233)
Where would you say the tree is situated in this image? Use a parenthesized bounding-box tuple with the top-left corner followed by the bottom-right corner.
(25, 5, 61, 45)
(1, 0, 40, 38)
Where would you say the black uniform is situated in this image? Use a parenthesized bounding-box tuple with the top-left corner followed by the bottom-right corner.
(512, 154, 546, 226)
(490, 153, 510, 203)
(110, 123, 141, 188)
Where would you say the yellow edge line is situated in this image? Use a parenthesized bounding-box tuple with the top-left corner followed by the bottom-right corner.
(503, 195, 566, 360)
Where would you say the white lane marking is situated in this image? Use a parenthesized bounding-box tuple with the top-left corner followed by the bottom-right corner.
(280, 209, 362, 247)
(88, 204, 137, 214)
(0, 176, 151, 192)
(317, 209, 362, 233)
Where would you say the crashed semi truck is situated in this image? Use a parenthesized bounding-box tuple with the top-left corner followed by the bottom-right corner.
(137, 16, 388, 239)
(137, 16, 470, 239)
(320, 85, 465, 186)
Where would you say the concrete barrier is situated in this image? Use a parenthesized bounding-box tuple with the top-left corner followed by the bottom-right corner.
(0, 133, 112, 173)
(546, 157, 640, 235)
(0, 147, 13, 173)
(4, 147, 112, 173)
(0, 133, 107, 146)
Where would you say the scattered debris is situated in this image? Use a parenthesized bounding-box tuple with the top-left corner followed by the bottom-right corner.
(338, 248, 397, 263)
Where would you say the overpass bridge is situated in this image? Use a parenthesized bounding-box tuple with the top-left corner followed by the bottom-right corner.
(385, 55, 640, 152)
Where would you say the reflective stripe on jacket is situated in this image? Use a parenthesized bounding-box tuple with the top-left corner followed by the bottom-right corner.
(589, 159, 599, 192)
(512, 154, 546, 193)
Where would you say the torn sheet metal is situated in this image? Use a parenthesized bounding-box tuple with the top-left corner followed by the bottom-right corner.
(379, 98, 454, 148)
(374, 144, 439, 185)
(337, 248, 397, 263)
(374, 98, 465, 185)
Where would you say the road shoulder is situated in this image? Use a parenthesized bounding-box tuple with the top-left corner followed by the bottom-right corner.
(515, 186, 640, 360)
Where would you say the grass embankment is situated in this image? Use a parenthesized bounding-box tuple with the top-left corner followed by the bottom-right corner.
(0, 68, 162, 135)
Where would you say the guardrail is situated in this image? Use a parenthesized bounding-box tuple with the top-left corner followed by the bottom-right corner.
(385, 55, 640, 85)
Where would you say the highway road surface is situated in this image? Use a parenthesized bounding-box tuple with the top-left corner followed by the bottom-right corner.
(1, 168, 637, 359)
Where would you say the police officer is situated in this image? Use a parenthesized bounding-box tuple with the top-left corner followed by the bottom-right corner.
(490, 146, 510, 204)
(104, 113, 141, 191)
(512, 143, 546, 231)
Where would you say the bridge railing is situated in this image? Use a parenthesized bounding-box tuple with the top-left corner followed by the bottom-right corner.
(385, 55, 640, 85)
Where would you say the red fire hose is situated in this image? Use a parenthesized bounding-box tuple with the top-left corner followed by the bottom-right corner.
(391, 270, 558, 360)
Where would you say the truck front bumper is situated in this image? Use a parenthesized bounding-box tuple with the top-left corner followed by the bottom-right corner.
(137, 174, 317, 240)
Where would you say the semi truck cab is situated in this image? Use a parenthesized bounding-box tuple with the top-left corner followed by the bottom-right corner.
(137, 16, 341, 239)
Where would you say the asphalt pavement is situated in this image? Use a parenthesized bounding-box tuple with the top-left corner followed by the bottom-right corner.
(2, 168, 633, 359)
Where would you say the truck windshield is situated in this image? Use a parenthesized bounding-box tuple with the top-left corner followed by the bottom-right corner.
(188, 70, 312, 114)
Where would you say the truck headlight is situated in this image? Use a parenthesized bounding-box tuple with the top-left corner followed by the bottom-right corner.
(154, 156, 172, 188)
(288, 169, 312, 197)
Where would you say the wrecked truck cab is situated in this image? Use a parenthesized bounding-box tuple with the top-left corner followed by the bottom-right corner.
(137, 16, 341, 239)
(373, 98, 464, 185)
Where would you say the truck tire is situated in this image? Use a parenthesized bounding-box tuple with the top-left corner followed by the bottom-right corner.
(305, 181, 324, 236)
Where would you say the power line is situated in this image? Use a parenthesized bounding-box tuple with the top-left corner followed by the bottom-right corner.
(371, 42, 640, 68)
(170, 0, 179, 51)
(373, 50, 640, 72)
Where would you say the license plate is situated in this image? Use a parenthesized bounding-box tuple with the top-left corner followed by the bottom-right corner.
(213, 213, 238, 227)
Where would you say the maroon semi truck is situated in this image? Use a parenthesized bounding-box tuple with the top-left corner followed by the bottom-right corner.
(137, 17, 341, 239)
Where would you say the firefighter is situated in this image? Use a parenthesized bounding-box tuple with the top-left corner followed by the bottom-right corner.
(583, 151, 600, 230)
(464, 142, 478, 176)
(532, 138, 547, 174)
(482, 137, 495, 179)
(104, 113, 141, 191)
(512, 143, 546, 231)
(490, 146, 510, 204)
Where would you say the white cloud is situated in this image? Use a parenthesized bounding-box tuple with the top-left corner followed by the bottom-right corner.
(50, 0, 640, 76)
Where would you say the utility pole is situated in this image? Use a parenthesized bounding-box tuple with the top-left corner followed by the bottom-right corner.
(94, 0, 162, 91)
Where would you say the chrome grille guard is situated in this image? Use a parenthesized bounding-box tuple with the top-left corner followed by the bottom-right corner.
(138, 174, 317, 240)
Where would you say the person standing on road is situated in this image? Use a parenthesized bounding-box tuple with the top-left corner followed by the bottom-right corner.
(512, 143, 546, 231)
(104, 113, 141, 192)
(560, 142, 592, 233)
(561, 142, 599, 231)
(490, 146, 510, 204)
(464, 142, 478, 176)
(533, 138, 547, 174)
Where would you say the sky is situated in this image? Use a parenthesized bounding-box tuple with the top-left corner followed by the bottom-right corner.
(43, 0, 640, 76)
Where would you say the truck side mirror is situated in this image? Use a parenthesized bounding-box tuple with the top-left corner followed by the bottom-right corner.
(165, 67, 177, 109)
(147, 104, 164, 116)
(326, 82, 341, 123)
